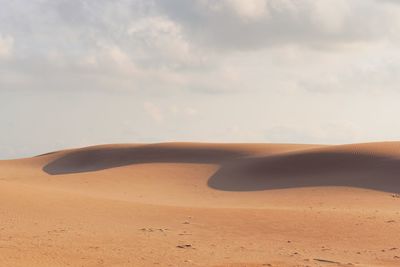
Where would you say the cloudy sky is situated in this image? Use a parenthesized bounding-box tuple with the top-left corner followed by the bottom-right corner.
(1, 0, 400, 159)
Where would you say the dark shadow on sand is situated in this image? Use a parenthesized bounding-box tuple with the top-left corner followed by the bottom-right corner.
(42, 145, 247, 175)
(208, 151, 400, 193)
(43, 146, 400, 193)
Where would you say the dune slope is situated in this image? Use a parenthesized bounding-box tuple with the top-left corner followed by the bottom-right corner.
(0, 142, 400, 266)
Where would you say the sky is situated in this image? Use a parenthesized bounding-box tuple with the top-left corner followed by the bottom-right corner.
(2, 0, 400, 159)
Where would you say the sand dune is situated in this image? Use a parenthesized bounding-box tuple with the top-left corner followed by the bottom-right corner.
(1, 142, 400, 266)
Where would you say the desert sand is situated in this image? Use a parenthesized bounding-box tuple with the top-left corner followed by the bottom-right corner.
(0, 142, 400, 266)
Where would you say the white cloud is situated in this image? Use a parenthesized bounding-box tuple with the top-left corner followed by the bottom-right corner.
(185, 107, 197, 116)
(127, 15, 205, 70)
(224, 0, 268, 20)
(0, 34, 13, 59)
(157, 0, 400, 50)
(169, 105, 198, 117)
(2, 0, 400, 158)
(144, 102, 163, 122)
(309, 0, 350, 33)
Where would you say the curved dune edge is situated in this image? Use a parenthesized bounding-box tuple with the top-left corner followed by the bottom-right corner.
(1, 142, 400, 266)
(38, 141, 400, 193)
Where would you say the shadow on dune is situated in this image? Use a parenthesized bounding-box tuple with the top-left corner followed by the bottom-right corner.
(208, 151, 400, 193)
(42, 145, 247, 175)
(43, 146, 400, 193)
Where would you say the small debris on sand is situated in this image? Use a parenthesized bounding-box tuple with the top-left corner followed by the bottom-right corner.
(176, 244, 193, 249)
(139, 228, 168, 232)
(313, 258, 341, 264)
(179, 231, 192, 236)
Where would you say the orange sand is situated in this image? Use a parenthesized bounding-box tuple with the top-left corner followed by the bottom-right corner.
(0, 142, 399, 266)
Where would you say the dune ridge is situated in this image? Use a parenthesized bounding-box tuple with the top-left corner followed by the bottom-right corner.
(1, 142, 400, 266)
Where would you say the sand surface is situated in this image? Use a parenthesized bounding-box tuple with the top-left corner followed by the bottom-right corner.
(1, 142, 400, 266)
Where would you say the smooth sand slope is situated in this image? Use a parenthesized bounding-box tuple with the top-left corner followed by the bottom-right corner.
(1, 142, 400, 266)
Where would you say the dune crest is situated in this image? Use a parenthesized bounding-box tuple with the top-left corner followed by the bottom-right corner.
(40, 142, 400, 193)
